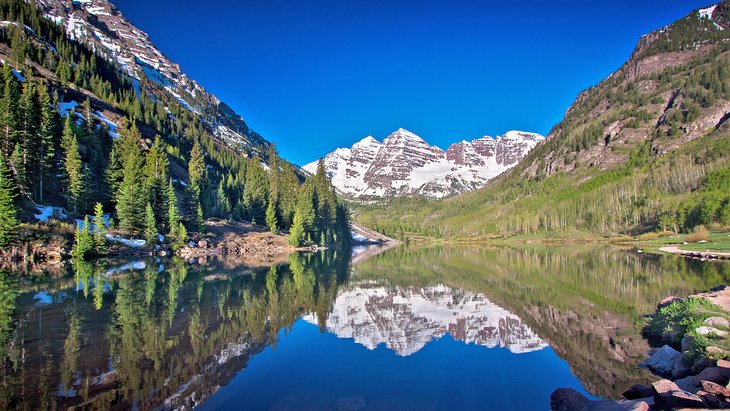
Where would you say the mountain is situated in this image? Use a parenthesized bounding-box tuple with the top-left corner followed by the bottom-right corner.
(304, 282, 547, 356)
(35, 0, 268, 155)
(303, 128, 544, 199)
(356, 2, 730, 238)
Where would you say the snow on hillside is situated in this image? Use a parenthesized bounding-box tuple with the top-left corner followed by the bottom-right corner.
(303, 128, 544, 198)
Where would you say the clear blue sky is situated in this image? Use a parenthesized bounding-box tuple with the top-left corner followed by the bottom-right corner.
(113, 0, 712, 166)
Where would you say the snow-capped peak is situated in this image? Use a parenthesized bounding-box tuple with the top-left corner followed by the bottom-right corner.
(304, 128, 544, 199)
(698, 4, 717, 20)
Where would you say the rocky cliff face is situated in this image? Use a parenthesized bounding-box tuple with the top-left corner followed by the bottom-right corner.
(303, 128, 544, 199)
(304, 282, 547, 356)
(35, 0, 269, 155)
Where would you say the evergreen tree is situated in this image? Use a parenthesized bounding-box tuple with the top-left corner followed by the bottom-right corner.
(92, 202, 107, 252)
(143, 136, 169, 223)
(37, 83, 57, 203)
(194, 203, 205, 233)
(0, 153, 18, 247)
(144, 202, 157, 244)
(74, 217, 94, 259)
(243, 156, 268, 224)
(19, 80, 39, 195)
(167, 179, 179, 237)
(216, 179, 231, 216)
(288, 207, 305, 247)
(65, 136, 85, 213)
(265, 199, 278, 233)
(188, 142, 207, 208)
(0, 71, 20, 156)
(115, 124, 146, 233)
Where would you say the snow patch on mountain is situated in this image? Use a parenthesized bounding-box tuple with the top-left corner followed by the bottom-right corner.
(304, 282, 547, 356)
(303, 128, 544, 198)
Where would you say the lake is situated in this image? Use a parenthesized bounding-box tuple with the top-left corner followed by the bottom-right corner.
(1, 245, 729, 410)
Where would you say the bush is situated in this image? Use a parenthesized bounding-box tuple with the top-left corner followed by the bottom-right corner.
(685, 225, 709, 243)
(638, 232, 660, 241)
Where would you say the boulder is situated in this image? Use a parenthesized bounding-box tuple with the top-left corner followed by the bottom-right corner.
(674, 376, 700, 393)
(701, 379, 730, 397)
(696, 390, 725, 408)
(695, 366, 730, 385)
(681, 335, 695, 353)
(551, 388, 591, 411)
(672, 355, 692, 379)
(718, 359, 730, 369)
(654, 389, 706, 410)
(197, 240, 208, 248)
(658, 296, 681, 310)
(694, 356, 716, 374)
(696, 326, 729, 337)
(707, 346, 730, 358)
(551, 389, 649, 411)
(645, 345, 682, 375)
(652, 379, 680, 395)
(623, 384, 654, 400)
(704, 317, 730, 328)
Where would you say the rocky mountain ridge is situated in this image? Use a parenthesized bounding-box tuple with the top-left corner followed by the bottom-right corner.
(304, 128, 544, 198)
(34, 0, 269, 155)
(303, 282, 547, 356)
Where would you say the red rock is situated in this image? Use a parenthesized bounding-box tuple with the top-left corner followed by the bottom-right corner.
(718, 359, 730, 370)
(657, 296, 680, 310)
(652, 379, 680, 394)
(701, 380, 730, 397)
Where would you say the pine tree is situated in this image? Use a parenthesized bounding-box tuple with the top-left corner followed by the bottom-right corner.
(0, 72, 21, 156)
(167, 179, 179, 237)
(265, 199, 278, 233)
(0, 153, 18, 247)
(65, 136, 85, 213)
(144, 136, 170, 224)
(115, 124, 146, 233)
(188, 142, 207, 207)
(74, 217, 94, 259)
(194, 203, 205, 233)
(37, 83, 57, 203)
(144, 202, 157, 244)
(288, 207, 305, 247)
(243, 156, 268, 224)
(19, 80, 39, 196)
(92, 202, 107, 252)
(216, 179, 231, 216)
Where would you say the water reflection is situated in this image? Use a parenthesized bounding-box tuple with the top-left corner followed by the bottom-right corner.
(306, 282, 546, 356)
(0, 245, 728, 409)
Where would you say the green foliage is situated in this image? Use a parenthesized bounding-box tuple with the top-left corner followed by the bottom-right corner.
(0, 153, 17, 247)
(115, 124, 146, 233)
(93, 202, 107, 252)
(64, 135, 85, 213)
(74, 217, 94, 259)
(144, 202, 157, 245)
(265, 199, 277, 233)
(288, 208, 305, 247)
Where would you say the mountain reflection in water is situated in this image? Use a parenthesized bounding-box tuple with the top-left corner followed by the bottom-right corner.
(305, 282, 546, 356)
(0, 245, 728, 410)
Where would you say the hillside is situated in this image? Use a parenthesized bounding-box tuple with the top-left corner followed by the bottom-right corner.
(303, 128, 543, 199)
(0, 0, 350, 258)
(355, 2, 730, 239)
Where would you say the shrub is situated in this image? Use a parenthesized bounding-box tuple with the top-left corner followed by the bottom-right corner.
(685, 225, 709, 243)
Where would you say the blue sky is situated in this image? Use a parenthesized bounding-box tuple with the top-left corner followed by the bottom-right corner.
(114, 0, 712, 165)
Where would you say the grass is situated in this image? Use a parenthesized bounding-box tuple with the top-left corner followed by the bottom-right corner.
(646, 297, 730, 362)
(635, 230, 730, 255)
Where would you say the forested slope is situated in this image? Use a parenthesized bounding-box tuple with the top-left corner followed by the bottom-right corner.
(356, 2, 730, 239)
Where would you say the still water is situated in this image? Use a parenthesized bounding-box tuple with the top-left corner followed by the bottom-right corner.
(1, 245, 729, 410)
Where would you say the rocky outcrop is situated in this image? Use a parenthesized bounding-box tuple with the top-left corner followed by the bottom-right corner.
(304, 128, 544, 198)
(34, 0, 269, 155)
